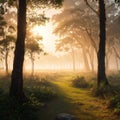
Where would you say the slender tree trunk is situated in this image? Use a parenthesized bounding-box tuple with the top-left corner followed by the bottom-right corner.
(97, 0, 109, 87)
(82, 47, 90, 71)
(71, 47, 75, 71)
(32, 59, 34, 76)
(88, 47, 95, 72)
(115, 56, 119, 71)
(30, 53, 34, 76)
(5, 50, 9, 75)
(10, 0, 27, 102)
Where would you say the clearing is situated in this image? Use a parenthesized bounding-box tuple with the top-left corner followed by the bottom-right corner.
(38, 72, 120, 120)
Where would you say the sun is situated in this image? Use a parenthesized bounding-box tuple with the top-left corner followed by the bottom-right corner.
(31, 23, 57, 54)
(32, 25, 46, 36)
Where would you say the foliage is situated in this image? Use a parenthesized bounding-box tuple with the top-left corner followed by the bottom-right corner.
(108, 95, 120, 115)
(26, 86, 56, 102)
(26, 39, 43, 55)
(72, 76, 89, 88)
(0, 74, 57, 120)
(24, 76, 57, 101)
(92, 84, 115, 98)
(29, 0, 63, 7)
(0, 94, 41, 120)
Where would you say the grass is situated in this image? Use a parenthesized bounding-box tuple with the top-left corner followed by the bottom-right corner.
(0, 71, 120, 120)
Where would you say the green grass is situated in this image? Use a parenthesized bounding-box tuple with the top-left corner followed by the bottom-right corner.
(0, 72, 120, 120)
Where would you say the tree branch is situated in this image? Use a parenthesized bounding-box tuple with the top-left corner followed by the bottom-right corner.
(113, 46, 120, 59)
(84, 0, 99, 16)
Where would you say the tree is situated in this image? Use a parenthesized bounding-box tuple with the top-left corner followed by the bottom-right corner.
(10, 0, 63, 102)
(0, 1, 16, 74)
(84, 0, 109, 87)
(0, 25, 15, 75)
(97, 0, 108, 87)
(56, 37, 77, 71)
(53, 6, 97, 71)
(26, 34, 44, 76)
(10, 0, 27, 101)
(84, 0, 120, 88)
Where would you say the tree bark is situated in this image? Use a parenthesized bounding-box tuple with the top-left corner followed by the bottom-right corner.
(97, 0, 109, 87)
(10, 0, 27, 102)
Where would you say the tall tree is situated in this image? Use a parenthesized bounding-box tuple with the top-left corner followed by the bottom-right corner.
(97, 0, 108, 87)
(85, 0, 120, 87)
(9, 0, 63, 101)
(84, 0, 109, 87)
(10, 0, 27, 101)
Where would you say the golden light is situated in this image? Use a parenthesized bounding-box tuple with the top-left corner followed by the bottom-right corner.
(31, 23, 57, 54)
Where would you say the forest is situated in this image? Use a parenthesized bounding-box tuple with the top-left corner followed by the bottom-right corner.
(0, 0, 120, 120)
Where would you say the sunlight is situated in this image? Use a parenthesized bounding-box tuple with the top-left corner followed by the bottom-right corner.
(30, 8, 62, 56)
(31, 23, 57, 55)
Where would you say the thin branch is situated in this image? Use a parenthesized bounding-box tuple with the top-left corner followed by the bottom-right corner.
(84, 0, 99, 16)
(113, 46, 120, 59)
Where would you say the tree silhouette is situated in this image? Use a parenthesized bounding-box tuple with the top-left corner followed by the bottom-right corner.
(10, 0, 27, 101)
(10, 0, 63, 102)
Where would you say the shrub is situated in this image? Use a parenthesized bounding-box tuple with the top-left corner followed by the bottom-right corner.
(25, 85, 57, 102)
(91, 84, 115, 98)
(23, 75, 57, 102)
(108, 95, 120, 115)
(72, 76, 89, 88)
(0, 93, 43, 120)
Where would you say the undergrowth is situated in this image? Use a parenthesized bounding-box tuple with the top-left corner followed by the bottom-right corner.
(71, 76, 95, 89)
(108, 95, 120, 115)
(0, 74, 57, 120)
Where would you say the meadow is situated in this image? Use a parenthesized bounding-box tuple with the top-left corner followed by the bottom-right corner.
(0, 71, 120, 120)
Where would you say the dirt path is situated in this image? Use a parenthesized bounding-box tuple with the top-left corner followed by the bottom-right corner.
(39, 74, 119, 120)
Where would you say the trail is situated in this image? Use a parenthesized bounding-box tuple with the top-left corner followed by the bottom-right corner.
(39, 74, 119, 120)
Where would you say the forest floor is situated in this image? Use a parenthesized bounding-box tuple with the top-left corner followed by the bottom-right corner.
(0, 71, 120, 120)
(37, 72, 120, 120)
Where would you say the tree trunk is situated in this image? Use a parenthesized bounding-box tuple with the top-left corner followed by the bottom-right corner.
(115, 56, 119, 71)
(5, 50, 9, 75)
(82, 47, 90, 71)
(88, 47, 95, 72)
(30, 53, 34, 76)
(10, 0, 27, 102)
(71, 47, 75, 71)
(32, 59, 34, 76)
(97, 0, 109, 87)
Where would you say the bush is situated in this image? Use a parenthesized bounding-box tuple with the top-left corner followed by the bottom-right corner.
(92, 84, 114, 98)
(72, 76, 89, 88)
(25, 86, 57, 102)
(23, 75, 57, 102)
(0, 95, 41, 120)
(0, 75, 57, 120)
(108, 95, 120, 115)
